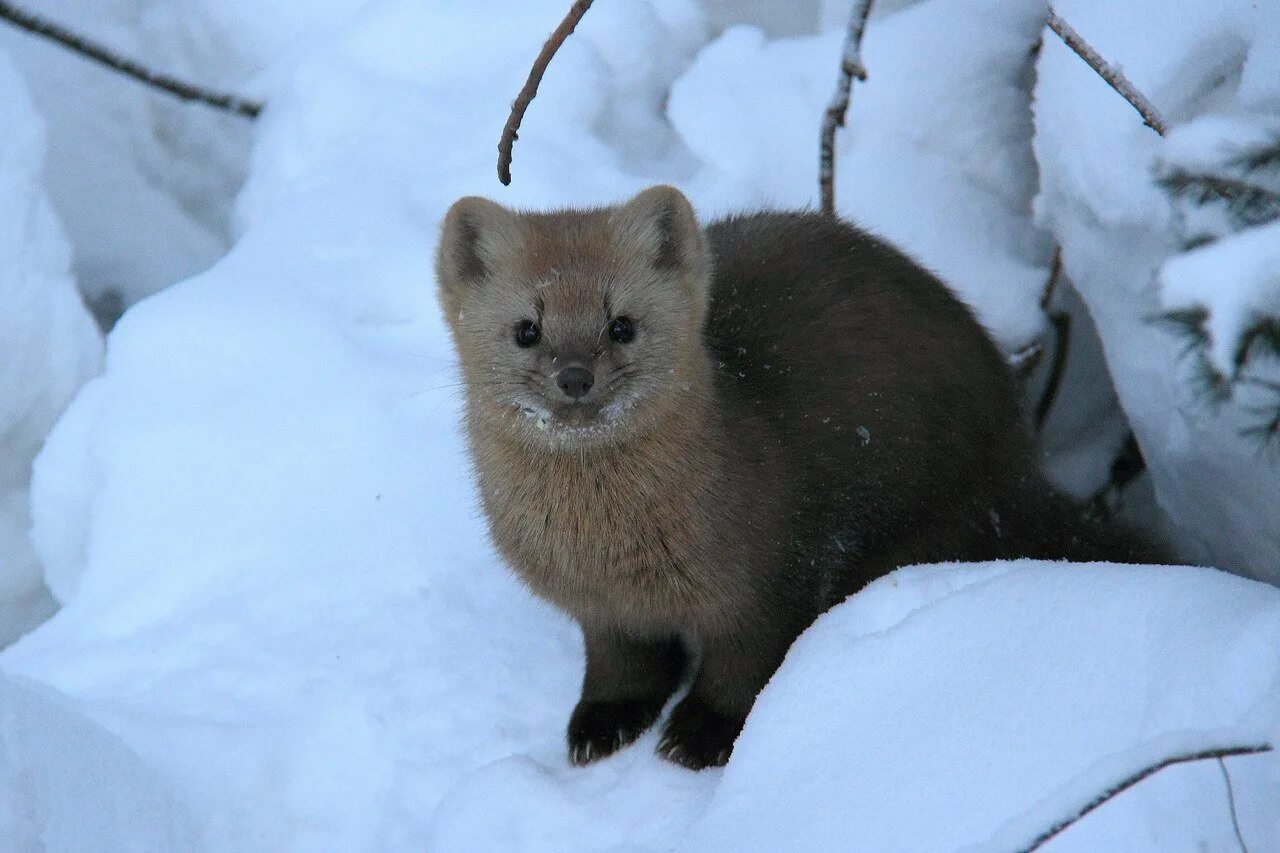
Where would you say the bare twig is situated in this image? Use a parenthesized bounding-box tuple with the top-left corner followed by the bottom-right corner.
(1031, 248, 1068, 432)
(1218, 757, 1250, 853)
(1047, 9, 1167, 137)
(497, 0, 596, 185)
(1039, 246, 1063, 311)
(1034, 312, 1072, 431)
(819, 0, 875, 214)
(1019, 743, 1272, 852)
(0, 0, 261, 118)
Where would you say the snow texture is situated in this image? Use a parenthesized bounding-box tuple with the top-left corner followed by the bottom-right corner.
(1157, 112, 1280, 374)
(684, 562, 1280, 852)
(0, 49, 101, 647)
(3, 0, 1279, 848)
(1034, 0, 1280, 581)
(0, 1, 371, 317)
(1161, 218, 1280, 374)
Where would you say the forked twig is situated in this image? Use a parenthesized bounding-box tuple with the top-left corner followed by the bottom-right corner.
(1019, 744, 1272, 852)
(497, 0, 596, 185)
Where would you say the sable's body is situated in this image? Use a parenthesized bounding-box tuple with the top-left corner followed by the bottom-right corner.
(438, 187, 1162, 770)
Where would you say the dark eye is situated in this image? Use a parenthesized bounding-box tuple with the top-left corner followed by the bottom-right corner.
(514, 320, 541, 348)
(609, 316, 636, 344)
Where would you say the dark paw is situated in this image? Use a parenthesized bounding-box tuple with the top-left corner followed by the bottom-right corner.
(656, 696, 744, 770)
(567, 698, 663, 765)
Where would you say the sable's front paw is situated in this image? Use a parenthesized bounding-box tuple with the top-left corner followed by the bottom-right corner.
(567, 698, 663, 765)
(656, 696, 744, 770)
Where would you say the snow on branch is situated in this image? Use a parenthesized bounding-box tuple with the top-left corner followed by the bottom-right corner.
(1158, 118, 1280, 447)
(1039, 12, 1173, 486)
(497, 0, 596, 186)
(819, 0, 875, 214)
(0, 0, 262, 118)
(1047, 9, 1167, 137)
(1017, 743, 1273, 852)
(1160, 121, 1280, 241)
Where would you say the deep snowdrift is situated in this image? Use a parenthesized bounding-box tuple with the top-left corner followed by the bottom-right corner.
(3, 0, 1278, 849)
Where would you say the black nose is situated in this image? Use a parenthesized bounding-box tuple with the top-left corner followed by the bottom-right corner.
(556, 366, 594, 400)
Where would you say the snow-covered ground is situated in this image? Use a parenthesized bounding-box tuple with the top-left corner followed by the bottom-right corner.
(1, 0, 1278, 848)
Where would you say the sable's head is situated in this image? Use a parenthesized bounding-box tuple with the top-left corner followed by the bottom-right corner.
(436, 185, 711, 450)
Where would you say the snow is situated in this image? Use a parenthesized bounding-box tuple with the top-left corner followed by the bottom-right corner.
(2, 0, 1278, 848)
(684, 562, 1280, 852)
(0, 1, 374, 320)
(6, 551, 1279, 847)
(0, 1, 231, 318)
(1161, 218, 1280, 374)
(1156, 112, 1280, 374)
(669, 0, 1053, 353)
(1034, 0, 1280, 581)
(0, 49, 101, 647)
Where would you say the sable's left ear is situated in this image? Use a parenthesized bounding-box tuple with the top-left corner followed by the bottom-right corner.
(610, 185, 709, 281)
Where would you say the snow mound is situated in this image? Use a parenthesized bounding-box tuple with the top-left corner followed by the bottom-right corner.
(6, 554, 1279, 848)
(0, 49, 101, 646)
(684, 561, 1280, 851)
(0, 673, 197, 849)
(0, 0, 382, 317)
(0, 1, 229, 314)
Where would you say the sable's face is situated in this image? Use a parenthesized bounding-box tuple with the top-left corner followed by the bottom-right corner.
(436, 185, 710, 450)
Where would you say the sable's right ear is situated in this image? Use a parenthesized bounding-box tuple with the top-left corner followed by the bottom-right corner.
(436, 196, 518, 294)
(610, 185, 707, 279)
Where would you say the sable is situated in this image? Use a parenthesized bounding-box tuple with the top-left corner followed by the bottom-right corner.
(436, 185, 1167, 770)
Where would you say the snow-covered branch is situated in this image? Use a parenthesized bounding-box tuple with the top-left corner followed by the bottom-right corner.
(0, 0, 262, 118)
(818, 0, 874, 214)
(497, 0, 596, 185)
(1158, 117, 1280, 446)
(1018, 743, 1273, 852)
(1046, 9, 1167, 137)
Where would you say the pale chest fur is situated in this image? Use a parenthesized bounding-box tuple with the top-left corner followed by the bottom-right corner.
(473, 429, 729, 629)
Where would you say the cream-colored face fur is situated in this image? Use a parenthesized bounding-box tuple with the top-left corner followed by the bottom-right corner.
(436, 185, 712, 451)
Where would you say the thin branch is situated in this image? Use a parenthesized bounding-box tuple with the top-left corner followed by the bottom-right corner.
(1034, 312, 1071, 431)
(1031, 248, 1068, 431)
(819, 0, 875, 214)
(1218, 757, 1250, 853)
(1020, 743, 1272, 852)
(0, 0, 261, 118)
(1047, 9, 1167, 137)
(1039, 246, 1063, 311)
(497, 0, 596, 186)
